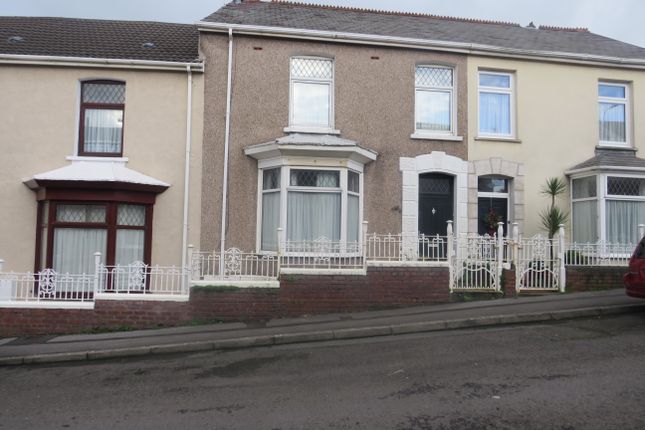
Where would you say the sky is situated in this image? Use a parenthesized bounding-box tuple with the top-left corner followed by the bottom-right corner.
(1, 0, 644, 48)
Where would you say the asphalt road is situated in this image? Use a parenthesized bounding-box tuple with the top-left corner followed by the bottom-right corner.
(1, 313, 645, 430)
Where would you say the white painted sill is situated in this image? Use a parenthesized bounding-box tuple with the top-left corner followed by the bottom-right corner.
(66, 155, 129, 162)
(410, 133, 463, 142)
(475, 136, 522, 143)
(283, 126, 341, 135)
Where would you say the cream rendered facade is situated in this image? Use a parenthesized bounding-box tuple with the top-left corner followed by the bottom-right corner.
(466, 55, 645, 238)
(0, 64, 204, 272)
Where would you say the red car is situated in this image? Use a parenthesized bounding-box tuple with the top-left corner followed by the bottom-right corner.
(624, 239, 645, 298)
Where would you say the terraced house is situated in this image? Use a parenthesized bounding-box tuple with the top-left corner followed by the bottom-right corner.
(2, 1, 645, 336)
(0, 18, 204, 306)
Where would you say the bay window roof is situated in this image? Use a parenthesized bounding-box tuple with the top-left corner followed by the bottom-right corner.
(565, 148, 645, 175)
(244, 133, 378, 164)
(23, 158, 169, 193)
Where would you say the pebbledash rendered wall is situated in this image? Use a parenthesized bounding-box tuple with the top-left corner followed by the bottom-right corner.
(199, 33, 469, 253)
(0, 265, 627, 337)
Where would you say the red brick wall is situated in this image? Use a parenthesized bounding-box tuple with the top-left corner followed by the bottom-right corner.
(0, 266, 451, 336)
(565, 266, 626, 292)
(0, 300, 190, 337)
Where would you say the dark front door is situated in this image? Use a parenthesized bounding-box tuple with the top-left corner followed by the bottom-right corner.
(419, 173, 454, 236)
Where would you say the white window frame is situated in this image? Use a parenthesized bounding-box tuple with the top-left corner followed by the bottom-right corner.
(570, 173, 645, 244)
(477, 70, 515, 139)
(285, 56, 336, 134)
(598, 81, 631, 147)
(255, 158, 364, 254)
(413, 65, 456, 139)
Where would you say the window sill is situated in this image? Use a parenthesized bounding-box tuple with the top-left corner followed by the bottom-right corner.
(597, 142, 632, 149)
(410, 133, 463, 142)
(283, 126, 341, 135)
(66, 155, 129, 162)
(475, 136, 521, 144)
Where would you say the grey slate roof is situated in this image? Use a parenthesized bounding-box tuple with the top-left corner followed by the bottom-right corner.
(0, 17, 200, 63)
(568, 148, 645, 172)
(202, 1, 645, 61)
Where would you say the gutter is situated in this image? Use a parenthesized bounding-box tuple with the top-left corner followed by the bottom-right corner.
(181, 65, 193, 290)
(197, 22, 645, 70)
(565, 165, 645, 176)
(0, 53, 204, 72)
(220, 28, 234, 276)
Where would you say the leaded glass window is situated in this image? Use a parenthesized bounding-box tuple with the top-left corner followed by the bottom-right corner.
(80, 80, 125, 155)
(415, 66, 454, 133)
(290, 57, 333, 128)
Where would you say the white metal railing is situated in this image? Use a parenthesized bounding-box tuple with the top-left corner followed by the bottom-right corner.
(564, 241, 634, 267)
(189, 247, 279, 280)
(365, 233, 449, 262)
(515, 233, 563, 292)
(280, 237, 365, 271)
(0, 267, 95, 304)
(97, 261, 188, 296)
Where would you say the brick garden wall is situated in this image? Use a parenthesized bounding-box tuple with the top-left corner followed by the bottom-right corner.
(565, 266, 626, 292)
(0, 266, 450, 336)
(0, 265, 625, 336)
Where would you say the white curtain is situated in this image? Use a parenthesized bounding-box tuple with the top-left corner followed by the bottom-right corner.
(53, 228, 107, 274)
(347, 195, 360, 244)
(606, 200, 645, 243)
(261, 192, 280, 251)
(599, 103, 626, 142)
(287, 192, 341, 241)
(84, 109, 123, 153)
(116, 230, 144, 265)
(479, 92, 510, 134)
(572, 200, 598, 243)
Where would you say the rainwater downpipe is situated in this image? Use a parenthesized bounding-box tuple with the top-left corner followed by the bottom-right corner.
(181, 65, 193, 290)
(220, 27, 234, 276)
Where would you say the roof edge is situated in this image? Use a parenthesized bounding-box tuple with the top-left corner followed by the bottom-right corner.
(0, 53, 204, 72)
(197, 21, 645, 69)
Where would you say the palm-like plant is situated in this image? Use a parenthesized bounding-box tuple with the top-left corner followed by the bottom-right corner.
(539, 177, 569, 239)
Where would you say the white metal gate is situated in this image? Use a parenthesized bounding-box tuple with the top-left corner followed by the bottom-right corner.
(515, 234, 564, 292)
(448, 223, 504, 292)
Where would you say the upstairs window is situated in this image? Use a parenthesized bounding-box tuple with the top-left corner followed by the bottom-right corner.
(478, 71, 514, 137)
(79, 81, 125, 156)
(415, 66, 454, 135)
(289, 57, 334, 130)
(599, 82, 629, 146)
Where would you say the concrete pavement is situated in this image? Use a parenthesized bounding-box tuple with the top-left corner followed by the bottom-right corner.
(1, 289, 644, 365)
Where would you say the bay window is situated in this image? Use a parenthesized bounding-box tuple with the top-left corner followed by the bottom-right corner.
(598, 82, 630, 146)
(289, 57, 334, 131)
(415, 66, 454, 135)
(258, 166, 361, 252)
(38, 202, 151, 274)
(478, 71, 514, 138)
(79, 80, 125, 156)
(571, 174, 645, 244)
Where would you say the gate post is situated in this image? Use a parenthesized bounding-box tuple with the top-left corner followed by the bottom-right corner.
(93, 252, 102, 296)
(276, 227, 284, 276)
(496, 222, 504, 292)
(558, 224, 566, 293)
(512, 222, 520, 291)
(362, 221, 369, 270)
(447, 220, 454, 292)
